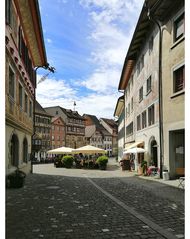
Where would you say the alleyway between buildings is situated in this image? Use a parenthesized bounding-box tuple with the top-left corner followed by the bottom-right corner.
(6, 159, 184, 239)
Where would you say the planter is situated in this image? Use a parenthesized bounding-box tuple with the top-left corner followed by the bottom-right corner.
(7, 170, 26, 188)
(99, 164, 107, 170)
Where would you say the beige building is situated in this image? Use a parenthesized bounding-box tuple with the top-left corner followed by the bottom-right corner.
(161, 1, 184, 178)
(99, 118, 118, 156)
(45, 106, 86, 149)
(114, 95, 125, 162)
(5, 0, 47, 174)
(117, 0, 184, 176)
(83, 114, 112, 155)
(32, 101, 52, 162)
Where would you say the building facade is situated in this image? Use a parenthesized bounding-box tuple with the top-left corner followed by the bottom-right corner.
(117, 0, 184, 175)
(32, 101, 52, 161)
(161, 1, 185, 178)
(45, 106, 85, 149)
(5, 0, 47, 174)
(50, 116, 65, 149)
(99, 118, 118, 157)
(114, 95, 125, 162)
(83, 114, 112, 156)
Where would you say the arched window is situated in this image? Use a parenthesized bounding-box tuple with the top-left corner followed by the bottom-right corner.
(10, 134, 19, 167)
(23, 138, 28, 163)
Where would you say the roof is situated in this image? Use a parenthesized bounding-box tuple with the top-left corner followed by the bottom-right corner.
(35, 101, 53, 117)
(14, 0, 47, 67)
(60, 107, 84, 120)
(84, 114, 111, 136)
(118, 0, 183, 90)
(100, 118, 118, 130)
(114, 95, 125, 117)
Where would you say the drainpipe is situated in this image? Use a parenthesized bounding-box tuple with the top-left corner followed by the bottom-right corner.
(146, 7, 164, 178)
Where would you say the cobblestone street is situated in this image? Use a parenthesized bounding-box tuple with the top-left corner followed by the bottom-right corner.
(6, 161, 184, 239)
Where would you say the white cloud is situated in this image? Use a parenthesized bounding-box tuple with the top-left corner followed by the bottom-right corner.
(36, 75, 121, 118)
(79, 68, 120, 93)
(37, 0, 144, 118)
(36, 75, 76, 101)
(46, 38, 52, 43)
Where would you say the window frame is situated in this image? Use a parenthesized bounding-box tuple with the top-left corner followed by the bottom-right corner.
(148, 104, 155, 126)
(146, 75, 152, 95)
(142, 110, 147, 129)
(173, 11, 185, 43)
(139, 86, 143, 102)
(8, 65, 15, 100)
(173, 64, 185, 94)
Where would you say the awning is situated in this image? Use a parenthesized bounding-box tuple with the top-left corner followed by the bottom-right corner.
(124, 141, 143, 151)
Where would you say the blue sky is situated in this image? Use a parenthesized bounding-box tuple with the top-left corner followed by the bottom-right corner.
(36, 0, 144, 118)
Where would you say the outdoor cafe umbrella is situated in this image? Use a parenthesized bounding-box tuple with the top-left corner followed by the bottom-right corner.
(123, 147, 146, 154)
(47, 146, 74, 154)
(123, 147, 146, 171)
(72, 145, 107, 154)
(72, 145, 107, 168)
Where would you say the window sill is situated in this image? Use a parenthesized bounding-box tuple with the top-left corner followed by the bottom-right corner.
(170, 89, 185, 99)
(170, 36, 185, 50)
(146, 90, 152, 96)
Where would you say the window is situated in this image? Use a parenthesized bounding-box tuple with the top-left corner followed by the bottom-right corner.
(140, 55, 144, 70)
(24, 93, 28, 113)
(128, 103, 130, 115)
(174, 12, 184, 42)
(9, 66, 15, 98)
(148, 104, 155, 126)
(146, 76, 152, 94)
(56, 110, 58, 115)
(142, 111, 147, 129)
(139, 86, 143, 102)
(173, 65, 185, 93)
(52, 126, 54, 130)
(131, 98, 133, 112)
(19, 83, 23, 107)
(137, 115, 141, 131)
(6, 0, 11, 24)
(149, 36, 154, 54)
(126, 122, 133, 136)
(29, 101, 32, 117)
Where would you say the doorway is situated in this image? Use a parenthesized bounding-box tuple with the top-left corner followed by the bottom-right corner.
(10, 134, 19, 167)
(150, 140, 158, 167)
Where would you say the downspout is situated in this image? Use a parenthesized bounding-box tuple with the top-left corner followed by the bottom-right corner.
(147, 8, 164, 178)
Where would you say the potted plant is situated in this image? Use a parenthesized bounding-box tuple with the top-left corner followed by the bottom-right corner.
(54, 156, 63, 168)
(96, 156, 108, 170)
(62, 155, 74, 168)
(7, 169, 26, 188)
(141, 160, 148, 176)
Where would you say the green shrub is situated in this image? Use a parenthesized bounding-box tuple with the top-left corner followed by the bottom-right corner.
(96, 156, 108, 170)
(62, 155, 74, 168)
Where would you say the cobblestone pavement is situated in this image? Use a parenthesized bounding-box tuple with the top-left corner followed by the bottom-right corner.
(6, 163, 184, 239)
